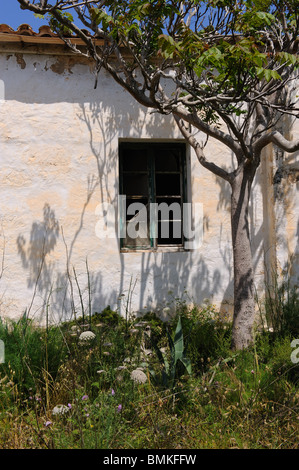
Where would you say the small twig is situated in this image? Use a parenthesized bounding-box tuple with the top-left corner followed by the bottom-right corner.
(73, 266, 85, 324)
(61, 226, 76, 321)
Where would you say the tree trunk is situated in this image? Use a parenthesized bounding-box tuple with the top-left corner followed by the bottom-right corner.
(230, 164, 256, 350)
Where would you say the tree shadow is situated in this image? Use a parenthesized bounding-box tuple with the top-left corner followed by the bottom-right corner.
(16, 202, 117, 323)
(17, 203, 59, 292)
(75, 95, 235, 319)
(11, 62, 252, 324)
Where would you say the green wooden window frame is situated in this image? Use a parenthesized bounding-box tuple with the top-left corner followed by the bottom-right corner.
(119, 141, 187, 251)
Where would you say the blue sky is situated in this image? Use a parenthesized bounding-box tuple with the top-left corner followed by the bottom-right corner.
(0, 0, 51, 31)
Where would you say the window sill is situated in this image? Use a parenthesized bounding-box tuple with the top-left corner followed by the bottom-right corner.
(120, 246, 188, 253)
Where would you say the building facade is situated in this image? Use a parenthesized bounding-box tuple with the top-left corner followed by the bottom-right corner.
(0, 24, 298, 324)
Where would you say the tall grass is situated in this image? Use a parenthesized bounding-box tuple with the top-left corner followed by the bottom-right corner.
(258, 275, 299, 337)
(0, 279, 298, 449)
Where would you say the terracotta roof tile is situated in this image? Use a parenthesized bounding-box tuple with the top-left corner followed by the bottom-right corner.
(38, 25, 57, 37)
(0, 23, 104, 50)
(0, 23, 60, 37)
(0, 23, 94, 38)
(0, 24, 15, 34)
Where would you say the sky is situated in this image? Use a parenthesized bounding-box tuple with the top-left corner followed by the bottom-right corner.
(0, 0, 53, 31)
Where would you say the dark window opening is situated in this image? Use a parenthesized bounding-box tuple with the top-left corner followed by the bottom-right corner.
(119, 142, 187, 250)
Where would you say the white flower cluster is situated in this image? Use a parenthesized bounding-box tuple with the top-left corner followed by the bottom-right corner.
(52, 404, 69, 416)
(79, 331, 96, 344)
(130, 368, 147, 384)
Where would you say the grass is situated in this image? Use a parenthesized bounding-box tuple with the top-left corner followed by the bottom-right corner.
(0, 293, 298, 449)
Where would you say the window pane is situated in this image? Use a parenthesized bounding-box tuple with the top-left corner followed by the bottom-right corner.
(123, 173, 148, 196)
(125, 198, 148, 221)
(122, 149, 148, 172)
(155, 174, 181, 196)
(122, 232, 151, 248)
(155, 149, 181, 172)
(158, 220, 183, 245)
(155, 198, 182, 221)
(122, 198, 150, 248)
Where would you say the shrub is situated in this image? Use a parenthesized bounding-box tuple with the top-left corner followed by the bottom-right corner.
(92, 306, 122, 326)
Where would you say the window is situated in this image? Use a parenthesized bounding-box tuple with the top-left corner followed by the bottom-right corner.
(119, 141, 187, 251)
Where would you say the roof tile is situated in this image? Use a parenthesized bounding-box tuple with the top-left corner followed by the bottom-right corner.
(0, 23, 63, 37)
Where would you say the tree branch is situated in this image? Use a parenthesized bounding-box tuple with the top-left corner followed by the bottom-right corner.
(254, 130, 299, 154)
(173, 106, 241, 156)
(174, 115, 233, 183)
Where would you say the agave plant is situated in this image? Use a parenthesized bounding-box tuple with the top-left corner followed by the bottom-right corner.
(150, 316, 192, 390)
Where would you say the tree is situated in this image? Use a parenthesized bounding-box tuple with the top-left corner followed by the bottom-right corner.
(17, 0, 299, 349)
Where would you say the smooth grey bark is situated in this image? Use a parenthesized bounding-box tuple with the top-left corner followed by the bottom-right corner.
(230, 163, 256, 350)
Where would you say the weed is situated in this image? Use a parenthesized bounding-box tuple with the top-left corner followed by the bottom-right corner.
(0, 285, 298, 449)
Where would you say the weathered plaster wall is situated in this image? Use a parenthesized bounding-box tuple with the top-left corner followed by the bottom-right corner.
(273, 112, 299, 285)
(0, 50, 297, 325)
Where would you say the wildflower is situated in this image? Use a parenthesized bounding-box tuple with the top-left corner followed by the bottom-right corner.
(70, 325, 79, 336)
(82, 395, 89, 401)
(129, 328, 139, 334)
(67, 403, 72, 409)
(45, 421, 52, 427)
(97, 369, 105, 374)
(135, 321, 148, 328)
(130, 369, 147, 384)
(52, 404, 69, 416)
(111, 389, 115, 396)
(251, 370, 255, 374)
(141, 348, 152, 357)
(117, 404, 122, 412)
(79, 331, 96, 344)
(123, 357, 133, 363)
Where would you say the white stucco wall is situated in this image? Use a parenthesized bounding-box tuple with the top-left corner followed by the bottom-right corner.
(0, 49, 297, 325)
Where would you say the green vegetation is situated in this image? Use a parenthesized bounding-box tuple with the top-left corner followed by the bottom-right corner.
(0, 289, 298, 449)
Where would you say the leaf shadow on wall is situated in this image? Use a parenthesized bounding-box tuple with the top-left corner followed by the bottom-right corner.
(16, 203, 115, 324)
(77, 95, 232, 318)
(11, 64, 235, 322)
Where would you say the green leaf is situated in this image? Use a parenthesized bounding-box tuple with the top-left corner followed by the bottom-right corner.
(270, 70, 282, 80)
(277, 52, 298, 67)
(91, 381, 100, 389)
(256, 11, 276, 25)
(174, 316, 184, 352)
(90, 8, 114, 30)
(179, 356, 192, 375)
(256, 67, 282, 82)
